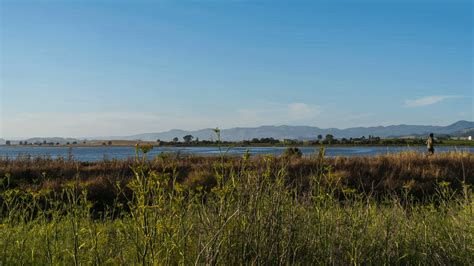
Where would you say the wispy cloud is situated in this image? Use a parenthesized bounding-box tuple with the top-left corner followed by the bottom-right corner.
(236, 102, 321, 126)
(288, 103, 321, 120)
(404, 95, 464, 108)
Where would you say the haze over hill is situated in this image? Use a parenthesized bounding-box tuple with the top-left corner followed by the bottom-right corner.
(89, 120, 474, 142)
(4, 121, 472, 143)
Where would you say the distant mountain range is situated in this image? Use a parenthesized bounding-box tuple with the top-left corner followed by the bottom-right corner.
(453, 128, 474, 137)
(2, 121, 472, 143)
(91, 120, 474, 142)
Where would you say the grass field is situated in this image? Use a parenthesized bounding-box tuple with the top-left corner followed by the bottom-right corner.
(1, 148, 473, 264)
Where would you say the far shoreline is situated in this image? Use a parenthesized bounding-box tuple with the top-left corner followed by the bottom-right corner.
(2, 141, 474, 148)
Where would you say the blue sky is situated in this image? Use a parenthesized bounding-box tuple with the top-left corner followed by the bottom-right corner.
(0, 0, 472, 138)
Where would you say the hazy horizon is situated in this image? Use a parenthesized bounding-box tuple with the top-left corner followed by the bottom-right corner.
(0, 119, 472, 140)
(1, 0, 472, 138)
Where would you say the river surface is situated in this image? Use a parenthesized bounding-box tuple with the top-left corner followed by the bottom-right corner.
(0, 146, 472, 162)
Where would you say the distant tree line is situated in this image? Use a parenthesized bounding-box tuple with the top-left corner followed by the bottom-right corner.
(153, 134, 444, 146)
(6, 140, 82, 146)
(0, 134, 460, 147)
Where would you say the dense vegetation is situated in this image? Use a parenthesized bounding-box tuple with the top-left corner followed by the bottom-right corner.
(1, 147, 473, 264)
(4, 134, 473, 147)
(158, 136, 474, 147)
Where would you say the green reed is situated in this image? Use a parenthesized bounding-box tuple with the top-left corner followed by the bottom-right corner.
(0, 144, 473, 265)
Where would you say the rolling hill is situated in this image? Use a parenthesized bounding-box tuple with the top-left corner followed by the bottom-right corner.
(91, 120, 474, 142)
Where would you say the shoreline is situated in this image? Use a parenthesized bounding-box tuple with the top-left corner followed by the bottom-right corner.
(1, 143, 474, 148)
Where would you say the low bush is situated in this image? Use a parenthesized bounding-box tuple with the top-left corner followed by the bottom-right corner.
(1, 147, 473, 264)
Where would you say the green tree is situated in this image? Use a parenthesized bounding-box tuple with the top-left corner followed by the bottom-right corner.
(325, 134, 334, 144)
(317, 134, 323, 143)
(183, 135, 194, 143)
(173, 137, 179, 143)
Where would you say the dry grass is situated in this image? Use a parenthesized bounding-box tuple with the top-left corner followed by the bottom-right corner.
(0, 150, 473, 264)
(1, 151, 471, 203)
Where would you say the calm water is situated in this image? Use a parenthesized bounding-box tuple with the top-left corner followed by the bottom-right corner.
(0, 146, 473, 162)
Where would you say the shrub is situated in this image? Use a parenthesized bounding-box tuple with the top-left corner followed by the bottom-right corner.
(282, 147, 303, 158)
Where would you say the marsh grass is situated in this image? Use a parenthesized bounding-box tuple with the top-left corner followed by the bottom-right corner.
(0, 145, 473, 264)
